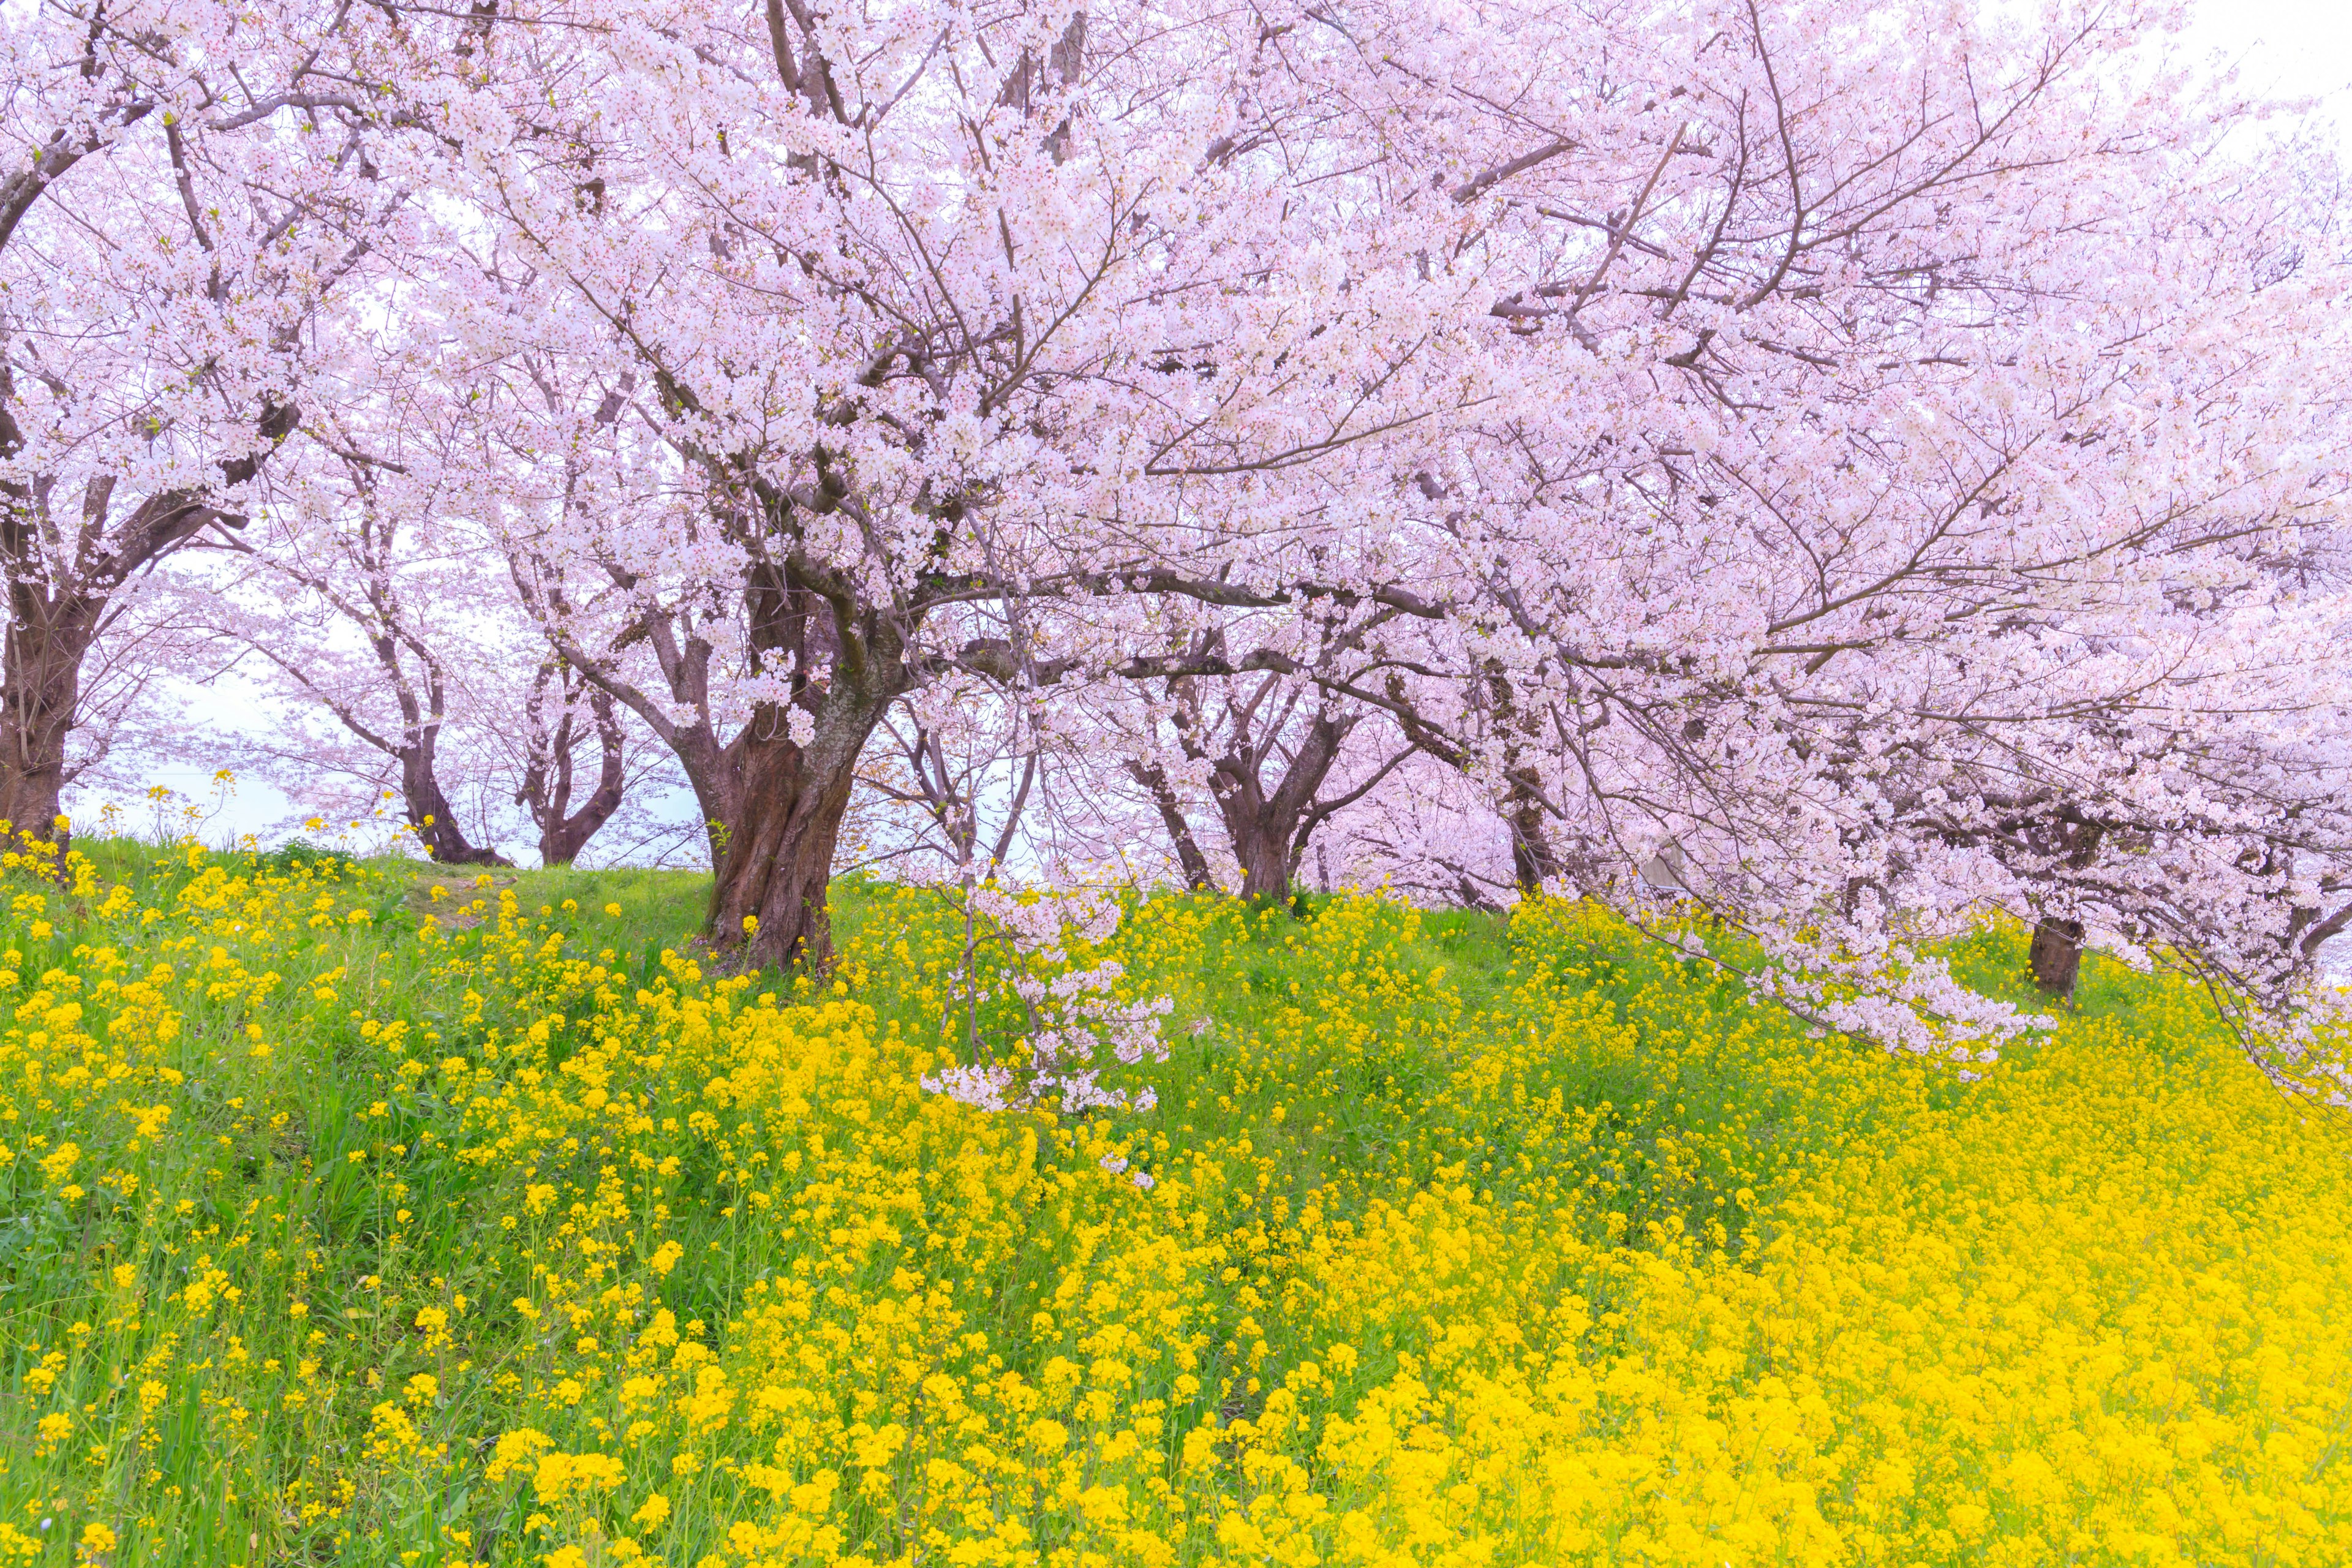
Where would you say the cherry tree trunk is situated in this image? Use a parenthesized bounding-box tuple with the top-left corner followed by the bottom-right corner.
(2028, 916, 2085, 998)
(1213, 714, 1349, 906)
(532, 697, 627, 867)
(0, 597, 99, 845)
(401, 742, 510, 867)
(537, 786, 620, 867)
(2026, 818, 2103, 998)
(1229, 814, 1298, 905)
(1126, 760, 1213, 890)
(1483, 660, 1562, 897)
(706, 694, 889, 970)
(1506, 767, 1561, 895)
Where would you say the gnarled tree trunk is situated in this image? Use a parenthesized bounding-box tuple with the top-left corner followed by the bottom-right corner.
(2026, 813, 2106, 999)
(519, 676, 627, 867)
(526, 565, 903, 970)
(399, 732, 510, 867)
(706, 682, 898, 970)
(1485, 659, 1562, 897)
(659, 715, 744, 870)
(1223, 787, 1300, 904)
(1207, 708, 1363, 905)
(2028, 916, 2086, 998)
(1127, 759, 1213, 890)
(693, 544, 921, 970)
(1506, 769, 1562, 895)
(0, 592, 100, 843)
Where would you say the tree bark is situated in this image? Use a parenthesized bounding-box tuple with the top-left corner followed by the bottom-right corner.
(1204, 706, 1358, 905)
(400, 731, 510, 867)
(2028, 916, 2085, 999)
(1486, 658, 1561, 897)
(1126, 759, 1213, 890)
(1210, 749, 1315, 904)
(1226, 800, 1296, 904)
(527, 569, 902, 968)
(1507, 771, 1562, 895)
(706, 686, 894, 970)
(695, 535, 922, 969)
(0, 595, 98, 842)
(520, 677, 627, 867)
(2025, 812, 2105, 999)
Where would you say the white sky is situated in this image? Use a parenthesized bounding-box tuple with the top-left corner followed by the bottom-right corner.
(2187, 0, 2352, 156)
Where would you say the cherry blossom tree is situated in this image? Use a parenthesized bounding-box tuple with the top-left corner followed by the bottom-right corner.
(195, 380, 668, 869)
(1203, 0, 2352, 1054)
(1075, 598, 1431, 902)
(0, 1, 474, 841)
(405, 0, 2350, 1045)
(255, 526, 502, 861)
(440, 0, 1688, 966)
(34, 0, 2352, 1076)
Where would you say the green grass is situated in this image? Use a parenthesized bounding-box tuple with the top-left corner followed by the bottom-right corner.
(243, 850, 2157, 1256)
(0, 836, 2236, 1564)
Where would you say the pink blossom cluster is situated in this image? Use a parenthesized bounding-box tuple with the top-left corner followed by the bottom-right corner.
(920, 887, 1172, 1115)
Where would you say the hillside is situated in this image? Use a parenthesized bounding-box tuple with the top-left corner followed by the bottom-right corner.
(1, 839, 2347, 1566)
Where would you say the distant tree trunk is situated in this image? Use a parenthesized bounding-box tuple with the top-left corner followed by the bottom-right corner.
(1126, 759, 1214, 890)
(354, 626, 511, 867)
(1210, 739, 1325, 905)
(1205, 707, 1362, 906)
(2028, 916, 2085, 998)
(1482, 660, 1561, 897)
(518, 672, 627, 867)
(1225, 796, 1297, 904)
(1453, 869, 1507, 914)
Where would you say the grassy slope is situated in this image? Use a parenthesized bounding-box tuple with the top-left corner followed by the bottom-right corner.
(0, 841, 2346, 1566)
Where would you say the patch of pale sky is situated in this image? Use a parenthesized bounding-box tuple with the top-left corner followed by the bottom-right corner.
(2187, 0, 2352, 157)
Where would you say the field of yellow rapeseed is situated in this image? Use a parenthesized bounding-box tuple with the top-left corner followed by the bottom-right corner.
(0, 835, 2346, 1566)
